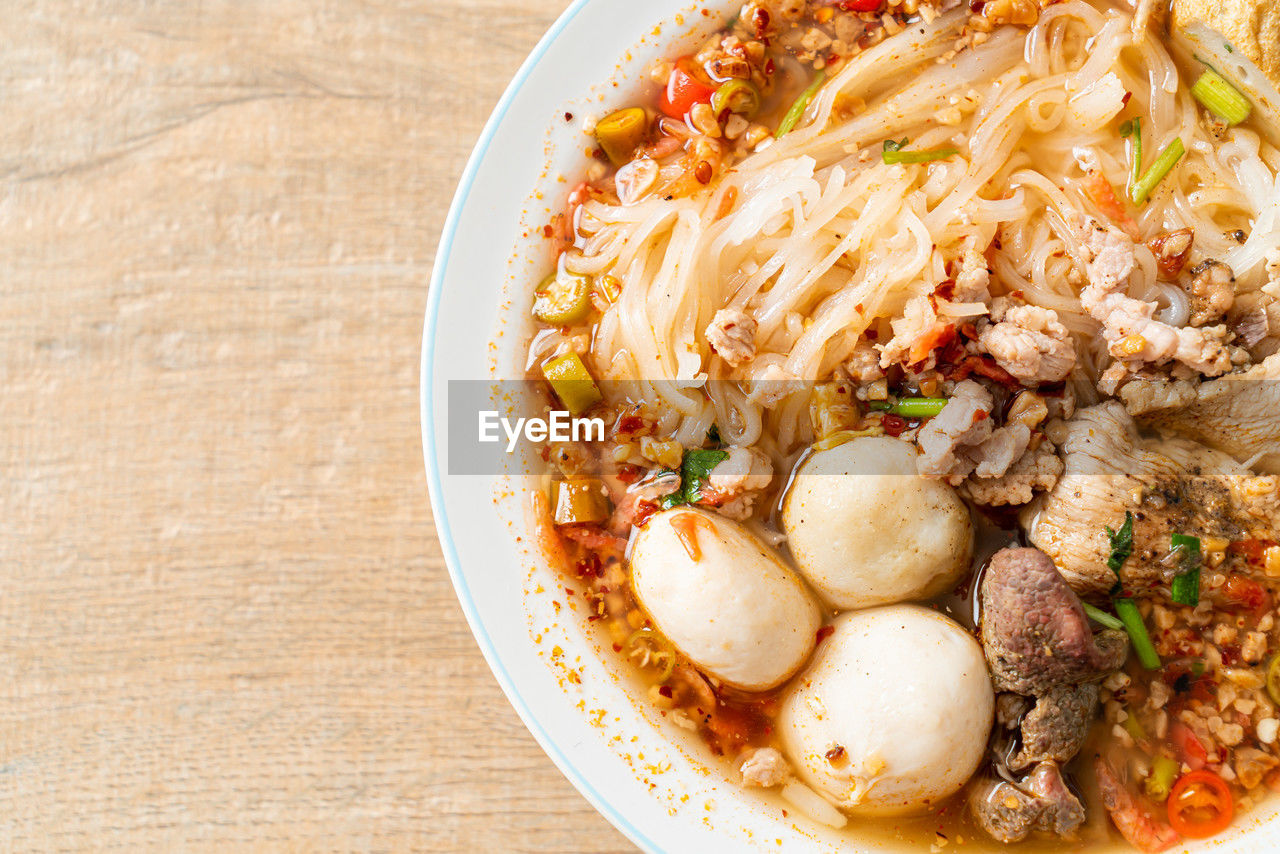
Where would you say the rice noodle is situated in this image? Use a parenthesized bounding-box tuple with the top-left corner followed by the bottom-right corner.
(566, 0, 1280, 456)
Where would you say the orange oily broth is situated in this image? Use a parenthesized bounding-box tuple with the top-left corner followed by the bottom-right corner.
(547, 479, 1123, 850)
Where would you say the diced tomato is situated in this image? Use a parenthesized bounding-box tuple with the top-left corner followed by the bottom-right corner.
(1167, 769, 1233, 838)
(908, 322, 956, 366)
(1220, 575, 1269, 618)
(1081, 170, 1141, 240)
(658, 57, 716, 119)
(1170, 722, 1209, 770)
(837, 0, 883, 10)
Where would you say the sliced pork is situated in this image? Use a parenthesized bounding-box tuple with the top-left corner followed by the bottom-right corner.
(1023, 402, 1280, 595)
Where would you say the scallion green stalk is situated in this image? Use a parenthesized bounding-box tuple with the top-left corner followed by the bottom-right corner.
(882, 146, 958, 166)
(1114, 597, 1162, 670)
(776, 71, 827, 139)
(1192, 69, 1252, 125)
(1119, 117, 1143, 198)
(891, 398, 949, 418)
(1131, 137, 1185, 204)
(1082, 602, 1124, 630)
(1171, 569, 1201, 606)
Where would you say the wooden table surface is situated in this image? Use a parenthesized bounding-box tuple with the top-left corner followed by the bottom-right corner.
(1, 1, 632, 849)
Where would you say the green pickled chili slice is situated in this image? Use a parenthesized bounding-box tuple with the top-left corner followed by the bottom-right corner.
(533, 272, 592, 326)
(711, 80, 760, 118)
(595, 107, 649, 166)
(553, 478, 611, 525)
(542, 352, 603, 415)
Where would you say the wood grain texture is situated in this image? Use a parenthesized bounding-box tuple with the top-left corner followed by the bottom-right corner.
(0, 1, 632, 849)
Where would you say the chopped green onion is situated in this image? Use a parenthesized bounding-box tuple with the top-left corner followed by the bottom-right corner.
(866, 397, 949, 417)
(1171, 569, 1201, 606)
(1119, 117, 1143, 199)
(882, 145, 959, 166)
(1192, 69, 1252, 125)
(1114, 597, 1162, 670)
(776, 71, 827, 138)
(1083, 602, 1125, 630)
(1145, 755, 1181, 801)
(1130, 137, 1185, 205)
(1170, 533, 1203, 606)
(890, 397, 948, 418)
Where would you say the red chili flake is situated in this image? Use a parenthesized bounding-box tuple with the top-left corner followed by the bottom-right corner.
(935, 280, 957, 300)
(946, 354, 1021, 389)
(1122, 91, 1132, 105)
(575, 553, 603, 578)
(854, 302, 864, 314)
(764, 58, 776, 77)
(616, 464, 643, 484)
(564, 587, 576, 597)
(542, 224, 554, 238)
(827, 54, 840, 64)
(825, 745, 847, 763)
(612, 643, 623, 652)
(658, 685, 674, 698)
(864, 329, 879, 341)
(564, 112, 574, 121)
(816, 625, 835, 644)
(632, 502, 658, 527)
(587, 615, 601, 622)
(615, 412, 646, 436)
(882, 414, 907, 437)
(752, 8, 771, 36)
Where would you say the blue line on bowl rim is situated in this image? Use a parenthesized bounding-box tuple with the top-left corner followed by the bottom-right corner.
(420, 1, 663, 851)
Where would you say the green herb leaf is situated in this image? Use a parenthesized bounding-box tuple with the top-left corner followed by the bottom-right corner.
(883, 137, 908, 153)
(1106, 511, 1135, 575)
(680, 448, 730, 504)
(1105, 511, 1134, 597)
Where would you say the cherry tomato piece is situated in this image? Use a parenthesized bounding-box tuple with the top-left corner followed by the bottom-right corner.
(659, 57, 716, 119)
(1167, 769, 1234, 838)
(838, 0, 883, 10)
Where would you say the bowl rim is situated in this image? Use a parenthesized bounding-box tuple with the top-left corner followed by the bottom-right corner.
(419, 1, 661, 850)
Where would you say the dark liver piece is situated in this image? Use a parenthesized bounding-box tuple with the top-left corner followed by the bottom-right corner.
(980, 547, 1128, 694)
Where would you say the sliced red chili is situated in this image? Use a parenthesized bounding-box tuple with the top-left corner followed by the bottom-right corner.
(1167, 769, 1233, 838)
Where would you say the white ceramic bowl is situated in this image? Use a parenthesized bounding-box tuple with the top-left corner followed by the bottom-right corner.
(421, 1, 1280, 850)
